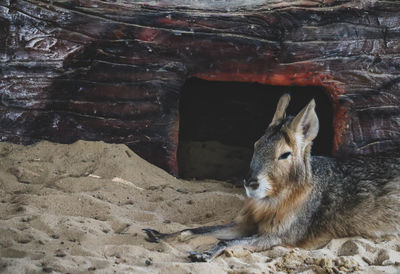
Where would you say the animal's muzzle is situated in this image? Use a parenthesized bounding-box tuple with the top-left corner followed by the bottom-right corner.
(244, 174, 259, 190)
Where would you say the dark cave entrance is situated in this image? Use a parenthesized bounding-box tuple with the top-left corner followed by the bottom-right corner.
(178, 78, 334, 182)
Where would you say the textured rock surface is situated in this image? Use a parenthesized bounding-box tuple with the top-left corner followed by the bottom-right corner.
(1, 0, 400, 175)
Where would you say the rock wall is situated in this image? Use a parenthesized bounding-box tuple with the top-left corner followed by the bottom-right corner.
(1, 0, 400, 175)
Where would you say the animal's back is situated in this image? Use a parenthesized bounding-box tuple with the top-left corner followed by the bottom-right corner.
(310, 149, 400, 239)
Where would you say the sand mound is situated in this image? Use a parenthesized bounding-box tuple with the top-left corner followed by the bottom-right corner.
(0, 141, 399, 273)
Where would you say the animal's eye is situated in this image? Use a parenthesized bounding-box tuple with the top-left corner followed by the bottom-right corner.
(278, 152, 291, 160)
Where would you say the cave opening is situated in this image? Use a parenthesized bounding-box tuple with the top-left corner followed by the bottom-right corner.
(178, 78, 334, 182)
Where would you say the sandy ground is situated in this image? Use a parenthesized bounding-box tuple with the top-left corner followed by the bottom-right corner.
(0, 141, 400, 274)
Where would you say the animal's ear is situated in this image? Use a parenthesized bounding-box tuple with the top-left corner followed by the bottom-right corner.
(269, 93, 291, 127)
(289, 99, 319, 144)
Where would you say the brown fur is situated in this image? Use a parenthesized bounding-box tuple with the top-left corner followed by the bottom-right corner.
(236, 183, 311, 234)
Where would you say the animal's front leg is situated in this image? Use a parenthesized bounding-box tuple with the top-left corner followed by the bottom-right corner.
(188, 240, 230, 262)
(188, 234, 282, 262)
(143, 222, 254, 242)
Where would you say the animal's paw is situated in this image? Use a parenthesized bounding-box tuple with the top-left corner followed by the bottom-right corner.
(188, 251, 212, 262)
(142, 228, 163, 243)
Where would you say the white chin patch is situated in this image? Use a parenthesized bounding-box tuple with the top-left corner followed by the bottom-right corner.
(245, 176, 270, 200)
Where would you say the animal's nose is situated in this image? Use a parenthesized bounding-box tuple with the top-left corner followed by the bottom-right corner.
(244, 173, 259, 189)
(244, 172, 253, 186)
(247, 181, 259, 190)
